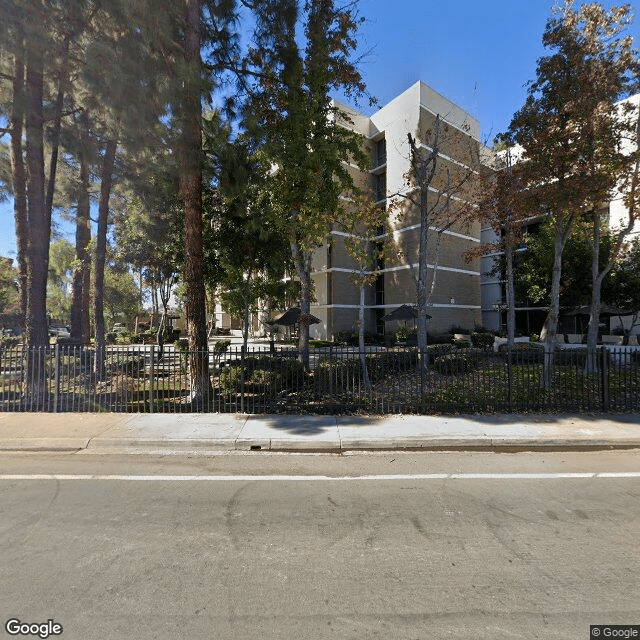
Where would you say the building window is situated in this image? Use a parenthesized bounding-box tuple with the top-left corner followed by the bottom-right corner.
(375, 138, 386, 167)
(375, 173, 386, 202)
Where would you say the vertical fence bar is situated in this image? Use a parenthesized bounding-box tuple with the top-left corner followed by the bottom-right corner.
(149, 345, 155, 413)
(601, 346, 609, 412)
(54, 343, 60, 413)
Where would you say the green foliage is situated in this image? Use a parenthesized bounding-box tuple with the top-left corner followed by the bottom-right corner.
(365, 351, 418, 380)
(0, 257, 19, 314)
(335, 331, 384, 346)
(308, 339, 334, 348)
(204, 128, 293, 334)
(105, 355, 146, 378)
(314, 358, 362, 390)
(219, 365, 243, 394)
(46, 239, 76, 319)
(607, 237, 640, 311)
(516, 219, 612, 308)
(425, 343, 455, 359)
(433, 349, 486, 376)
(250, 369, 280, 386)
(470, 331, 495, 350)
(0, 334, 20, 350)
(103, 267, 142, 329)
(497, 342, 545, 364)
(213, 340, 231, 355)
(219, 356, 305, 394)
(114, 330, 133, 344)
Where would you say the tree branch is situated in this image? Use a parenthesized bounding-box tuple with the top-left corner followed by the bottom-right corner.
(44, 107, 83, 123)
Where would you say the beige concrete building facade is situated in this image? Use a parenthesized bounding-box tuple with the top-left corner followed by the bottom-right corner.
(309, 81, 483, 340)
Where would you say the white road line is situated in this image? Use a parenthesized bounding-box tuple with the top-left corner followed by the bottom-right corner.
(0, 472, 639, 481)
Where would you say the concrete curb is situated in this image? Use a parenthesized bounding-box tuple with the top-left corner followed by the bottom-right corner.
(0, 439, 90, 452)
(5, 435, 640, 454)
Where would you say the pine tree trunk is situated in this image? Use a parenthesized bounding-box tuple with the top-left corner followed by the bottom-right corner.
(70, 115, 92, 345)
(10, 36, 28, 323)
(179, 0, 210, 403)
(24, 30, 48, 403)
(43, 36, 69, 294)
(94, 137, 118, 378)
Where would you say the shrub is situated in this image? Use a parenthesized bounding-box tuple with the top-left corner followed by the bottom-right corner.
(365, 350, 418, 380)
(273, 358, 305, 389)
(395, 325, 409, 341)
(427, 332, 452, 345)
(433, 349, 485, 376)
(309, 339, 335, 348)
(334, 331, 384, 346)
(498, 342, 544, 364)
(426, 343, 455, 359)
(314, 358, 362, 390)
(219, 365, 243, 393)
(553, 347, 614, 367)
(213, 339, 231, 355)
(106, 355, 146, 377)
(335, 331, 357, 346)
(0, 335, 20, 350)
(470, 331, 494, 350)
(250, 369, 280, 387)
(115, 330, 133, 344)
(219, 356, 305, 393)
(132, 330, 155, 344)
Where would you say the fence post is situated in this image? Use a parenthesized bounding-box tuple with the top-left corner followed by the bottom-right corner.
(600, 346, 609, 412)
(507, 345, 513, 413)
(149, 345, 155, 413)
(53, 343, 60, 413)
(240, 347, 245, 414)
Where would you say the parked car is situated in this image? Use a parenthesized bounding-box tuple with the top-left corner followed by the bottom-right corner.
(49, 327, 70, 339)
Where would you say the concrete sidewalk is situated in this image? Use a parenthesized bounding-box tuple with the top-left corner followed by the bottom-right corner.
(1, 412, 640, 453)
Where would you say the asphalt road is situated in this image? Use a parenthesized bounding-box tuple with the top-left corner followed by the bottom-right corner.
(1, 450, 639, 640)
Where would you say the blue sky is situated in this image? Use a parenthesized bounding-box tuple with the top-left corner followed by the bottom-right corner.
(349, 0, 639, 138)
(1, 0, 639, 259)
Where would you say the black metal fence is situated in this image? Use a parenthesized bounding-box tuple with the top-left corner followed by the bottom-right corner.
(1, 342, 639, 414)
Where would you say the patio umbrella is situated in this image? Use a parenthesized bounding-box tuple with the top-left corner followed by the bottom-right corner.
(380, 305, 431, 322)
(269, 307, 321, 326)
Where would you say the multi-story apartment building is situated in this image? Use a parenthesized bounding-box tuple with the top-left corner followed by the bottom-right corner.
(308, 81, 484, 340)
